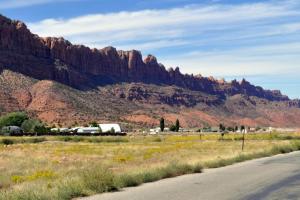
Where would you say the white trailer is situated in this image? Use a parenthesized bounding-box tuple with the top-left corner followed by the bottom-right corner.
(77, 127, 100, 134)
(99, 124, 122, 133)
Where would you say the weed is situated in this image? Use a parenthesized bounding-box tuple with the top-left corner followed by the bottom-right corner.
(81, 167, 116, 193)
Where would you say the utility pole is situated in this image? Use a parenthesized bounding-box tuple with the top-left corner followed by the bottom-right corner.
(242, 130, 245, 151)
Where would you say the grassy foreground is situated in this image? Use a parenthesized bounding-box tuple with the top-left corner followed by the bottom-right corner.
(1, 132, 300, 199)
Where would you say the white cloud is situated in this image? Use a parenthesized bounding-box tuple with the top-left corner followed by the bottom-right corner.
(28, 0, 300, 43)
(26, 0, 300, 79)
(112, 40, 189, 51)
(162, 42, 300, 76)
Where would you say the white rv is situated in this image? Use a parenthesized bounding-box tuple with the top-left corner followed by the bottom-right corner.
(99, 124, 122, 133)
(77, 127, 100, 134)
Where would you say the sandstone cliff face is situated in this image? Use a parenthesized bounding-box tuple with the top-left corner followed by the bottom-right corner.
(1, 70, 299, 128)
(0, 14, 293, 104)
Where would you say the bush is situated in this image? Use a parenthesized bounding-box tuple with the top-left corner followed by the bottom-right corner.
(0, 188, 49, 200)
(170, 125, 177, 132)
(56, 178, 86, 200)
(90, 121, 98, 127)
(0, 112, 28, 128)
(1, 138, 14, 145)
(59, 136, 73, 142)
(34, 124, 49, 134)
(81, 167, 116, 193)
(107, 127, 115, 134)
(114, 162, 202, 189)
(27, 137, 46, 143)
(87, 137, 128, 143)
(21, 119, 42, 133)
(152, 137, 162, 142)
(114, 174, 143, 188)
(159, 162, 196, 178)
(140, 171, 161, 183)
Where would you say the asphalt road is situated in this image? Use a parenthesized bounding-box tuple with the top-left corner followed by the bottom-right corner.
(83, 151, 300, 200)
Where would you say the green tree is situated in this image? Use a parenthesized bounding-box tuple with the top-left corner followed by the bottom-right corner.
(241, 125, 245, 132)
(219, 123, 226, 132)
(110, 127, 115, 134)
(90, 121, 99, 127)
(21, 119, 42, 133)
(21, 119, 49, 134)
(219, 123, 226, 140)
(0, 112, 28, 128)
(227, 127, 234, 132)
(169, 124, 176, 132)
(235, 126, 239, 132)
(34, 124, 49, 134)
(160, 117, 165, 132)
(175, 119, 180, 132)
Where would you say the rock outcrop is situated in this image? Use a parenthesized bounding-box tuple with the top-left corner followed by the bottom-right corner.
(0, 15, 289, 101)
(1, 14, 300, 128)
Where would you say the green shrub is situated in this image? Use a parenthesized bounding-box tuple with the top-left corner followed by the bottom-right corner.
(21, 119, 40, 133)
(34, 124, 49, 134)
(0, 112, 28, 128)
(140, 171, 161, 183)
(27, 137, 46, 143)
(152, 137, 162, 142)
(90, 121, 99, 127)
(81, 167, 116, 193)
(114, 162, 202, 189)
(114, 174, 143, 188)
(59, 136, 73, 142)
(56, 178, 86, 200)
(1, 138, 14, 145)
(70, 136, 84, 142)
(169, 125, 177, 132)
(0, 187, 52, 200)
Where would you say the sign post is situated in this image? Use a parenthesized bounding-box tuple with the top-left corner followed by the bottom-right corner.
(242, 131, 245, 151)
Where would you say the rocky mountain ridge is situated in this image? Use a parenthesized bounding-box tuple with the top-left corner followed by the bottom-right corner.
(0, 14, 290, 101)
(1, 14, 300, 128)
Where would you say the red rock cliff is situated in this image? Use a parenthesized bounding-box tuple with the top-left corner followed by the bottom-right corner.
(0, 14, 290, 101)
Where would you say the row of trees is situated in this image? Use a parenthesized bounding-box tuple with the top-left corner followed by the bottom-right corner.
(157, 119, 251, 134)
(0, 114, 120, 135)
(219, 124, 246, 132)
(0, 112, 49, 134)
(159, 118, 180, 132)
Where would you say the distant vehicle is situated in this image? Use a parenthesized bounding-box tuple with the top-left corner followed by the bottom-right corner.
(50, 124, 122, 134)
(148, 127, 171, 134)
(149, 131, 158, 135)
(77, 127, 100, 134)
(50, 128, 70, 133)
(201, 127, 219, 133)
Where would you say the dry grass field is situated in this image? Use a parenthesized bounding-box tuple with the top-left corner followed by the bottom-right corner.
(1, 132, 300, 200)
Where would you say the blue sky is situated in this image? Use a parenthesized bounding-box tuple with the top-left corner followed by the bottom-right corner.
(1, 0, 299, 99)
